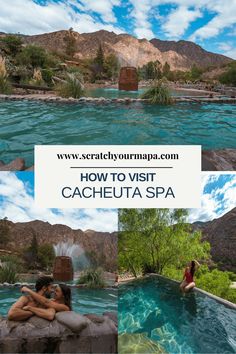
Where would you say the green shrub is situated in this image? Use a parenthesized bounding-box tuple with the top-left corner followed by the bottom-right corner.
(226, 289, 236, 304)
(219, 62, 236, 86)
(38, 244, 55, 270)
(227, 271, 236, 282)
(77, 267, 106, 288)
(23, 233, 39, 269)
(0, 76, 12, 94)
(0, 56, 12, 94)
(163, 267, 183, 281)
(56, 73, 84, 98)
(104, 54, 120, 80)
(1, 35, 23, 56)
(29, 68, 46, 87)
(16, 45, 51, 69)
(0, 255, 23, 272)
(141, 79, 173, 104)
(197, 269, 231, 298)
(0, 261, 18, 283)
(189, 64, 203, 81)
(63, 28, 77, 57)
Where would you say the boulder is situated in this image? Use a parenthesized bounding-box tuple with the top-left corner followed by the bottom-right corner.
(103, 312, 118, 326)
(84, 313, 105, 324)
(0, 158, 25, 171)
(0, 312, 117, 353)
(56, 311, 89, 332)
(202, 149, 236, 171)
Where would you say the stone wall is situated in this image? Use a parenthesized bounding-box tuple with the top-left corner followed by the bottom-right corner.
(0, 311, 117, 353)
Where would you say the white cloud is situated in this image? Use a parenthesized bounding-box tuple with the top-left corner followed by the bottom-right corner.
(129, 0, 155, 39)
(135, 27, 154, 39)
(0, 173, 117, 232)
(0, 0, 235, 48)
(189, 174, 236, 223)
(162, 6, 202, 39)
(128, 0, 236, 46)
(218, 42, 236, 59)
(223, 49, 236, 60)
(218, 43, 232, 51)
(0, 0, 123, 35)
(73, 0, 121, 23)
(190, 0, 236, 41)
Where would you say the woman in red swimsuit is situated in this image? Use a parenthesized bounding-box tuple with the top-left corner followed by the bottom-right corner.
(180, 260, 200, 292)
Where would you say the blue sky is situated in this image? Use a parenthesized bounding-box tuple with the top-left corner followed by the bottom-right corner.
(0, 172, 235, 227)
(0, 172, 117, 231)
(0, 0, 235, 58)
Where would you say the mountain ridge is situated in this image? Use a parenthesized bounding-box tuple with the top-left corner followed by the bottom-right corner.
(150, 38, 231, 68)
(15, 29, 232, 71)
(0, 219, 117, 272)
(192, 208, 236, 271)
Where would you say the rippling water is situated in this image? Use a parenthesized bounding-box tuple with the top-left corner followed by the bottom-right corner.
(85, 87, 204, 98)
(0, 101, 235, 165)
(0, 287, 117, 316)
(118, 277, 236, 354)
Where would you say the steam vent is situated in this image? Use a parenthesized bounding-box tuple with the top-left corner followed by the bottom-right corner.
(118, 66, 138, 91)
(53, 256, 74, 281)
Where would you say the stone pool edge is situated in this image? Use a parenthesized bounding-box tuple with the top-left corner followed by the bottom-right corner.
(119, 273, 236, 310)
(0, 94, 236, 104)
(0, 311, 118, 353)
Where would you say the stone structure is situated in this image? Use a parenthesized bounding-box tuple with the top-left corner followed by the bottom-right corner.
(0, 311, 117, 353)
(53, 256, 74, 282)
(0, 158, 33, 171)
(202, 149, 236, 171)
(118, 67, 138, 91)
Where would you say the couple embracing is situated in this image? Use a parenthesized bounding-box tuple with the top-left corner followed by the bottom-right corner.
(8, 276, 71, 321)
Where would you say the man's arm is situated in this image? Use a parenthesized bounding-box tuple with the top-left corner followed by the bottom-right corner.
(8, 296, 33, 321)
(23, 306, 55, 321)
(21, 287, 70, 312)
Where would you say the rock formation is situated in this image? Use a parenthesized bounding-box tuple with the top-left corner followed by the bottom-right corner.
(192, 208, 236, 271)
(150, 38, 232, 69)
(202, 149, 236, 171)
(18, 30, 232, 71)
(0, 220, 117, 272)
(0, 311, 117, 353)
(0, 158, 33, 171)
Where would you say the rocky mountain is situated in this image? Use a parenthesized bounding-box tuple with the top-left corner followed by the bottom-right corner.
(192, 208, 236, 271)
(150, 38, 232, 69)
(0, 220, 117, 272)
(20, 29, 232, 71)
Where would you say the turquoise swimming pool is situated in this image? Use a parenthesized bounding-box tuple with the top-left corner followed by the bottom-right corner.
(85, 87, 205, 98)
(0, 101, 235, 165)
(118, 276, 236, 354)
(0, 287, 117, 317)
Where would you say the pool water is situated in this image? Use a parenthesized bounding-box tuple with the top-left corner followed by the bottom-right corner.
(86, 87, 144, 98)
(0, 287, 117, 317)
(118, 276, 236, 354)
(0, 101, 235, 165)
(85, 87, 209, 99)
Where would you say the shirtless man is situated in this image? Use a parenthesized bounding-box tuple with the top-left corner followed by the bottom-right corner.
(8, 276, 54, 321)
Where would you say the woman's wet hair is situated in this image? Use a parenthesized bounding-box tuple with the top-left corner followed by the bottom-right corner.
(58, 284, 72, 310)
(35, 276, 53, 292)
(190, 260, 196, 277)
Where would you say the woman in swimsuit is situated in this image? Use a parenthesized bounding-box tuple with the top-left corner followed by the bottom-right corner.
(180, 260, 200, 293)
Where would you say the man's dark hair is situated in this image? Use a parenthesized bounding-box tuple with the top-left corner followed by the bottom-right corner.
(35, 276, 53, 292)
